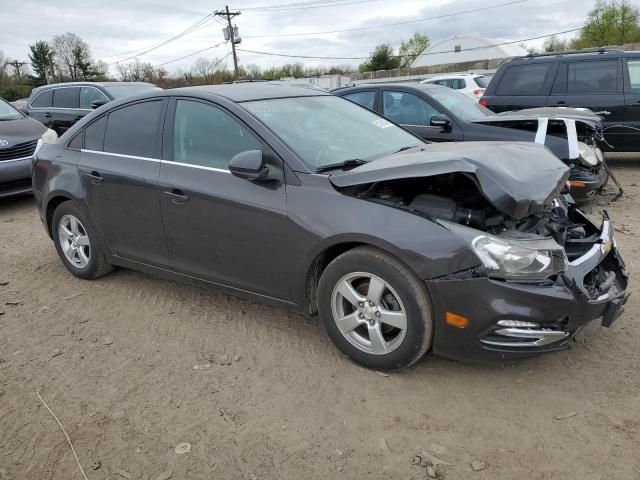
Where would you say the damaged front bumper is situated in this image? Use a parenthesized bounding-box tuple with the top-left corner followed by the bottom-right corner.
(426, 211, 629, 363)
(568, 163, 609, 200)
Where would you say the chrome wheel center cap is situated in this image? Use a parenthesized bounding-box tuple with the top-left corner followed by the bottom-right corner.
(362, 304, 377, 320)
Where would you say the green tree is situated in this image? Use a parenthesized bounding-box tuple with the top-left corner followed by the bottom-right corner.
(28, 41, 53, 85)
(398, 33, 429, 68)
(575, 0, 640, 48)
(359, 44, 401, 73)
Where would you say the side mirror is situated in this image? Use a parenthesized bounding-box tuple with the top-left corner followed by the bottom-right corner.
(229, 150, 269, 181)
(430, 114, 452, 131)
(90, 99, 108, 109)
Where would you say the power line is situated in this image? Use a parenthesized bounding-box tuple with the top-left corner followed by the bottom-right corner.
(242, 0, 382, 12)
(239, 0, 373, 10)
(238, 27, 584, 60)
(244, 0, 532, 38)
(151, 43, 229, 68)
(107, 13, 215, 64)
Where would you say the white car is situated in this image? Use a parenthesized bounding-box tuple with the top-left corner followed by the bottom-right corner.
(420, 74, 493, 101)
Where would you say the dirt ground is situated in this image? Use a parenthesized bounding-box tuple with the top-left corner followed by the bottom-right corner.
(1, 156, 639, 480)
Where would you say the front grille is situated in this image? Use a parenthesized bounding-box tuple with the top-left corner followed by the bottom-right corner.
(0, 140, 38, 162)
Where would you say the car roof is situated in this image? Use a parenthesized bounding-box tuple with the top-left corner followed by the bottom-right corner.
(424, 73, 485, 80)
(170, 83, 331, 102)
(32, 81, 156, 93)
(334, 83, 447, 93)
(505, 49, 640, 64)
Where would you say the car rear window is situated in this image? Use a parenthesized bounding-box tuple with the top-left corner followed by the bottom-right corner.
(496, 63, 552, 95)
(53, 88, 79, 108)
(475, 75, 491, 88)
(568, 60, 618, 94)
(31, 89, 53, 108)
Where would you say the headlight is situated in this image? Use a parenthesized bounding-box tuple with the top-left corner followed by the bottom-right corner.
(440, 221, 567, 280)
(41, 128, 58, 144)
(577, 142, 601, 166)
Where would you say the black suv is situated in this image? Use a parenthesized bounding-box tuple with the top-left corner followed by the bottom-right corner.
(25, 82, 160, 135)
(481, 49, 640, 151)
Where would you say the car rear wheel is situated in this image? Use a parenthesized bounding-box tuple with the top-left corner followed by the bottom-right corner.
(317, 246, 433, 371)
(52, 201, 113, 280)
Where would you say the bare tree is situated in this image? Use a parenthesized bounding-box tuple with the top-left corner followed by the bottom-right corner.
(51, 32, 94, 81)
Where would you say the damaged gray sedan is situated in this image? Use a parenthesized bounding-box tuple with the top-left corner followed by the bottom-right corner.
(32, 85, 629, 370)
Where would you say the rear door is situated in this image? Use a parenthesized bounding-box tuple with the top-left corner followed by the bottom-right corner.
(485, 62, 554, 112)
(50, 87, 82, 134)
(158, 98, 291, 300)
(622, 58, 640, 151)
(381, 89, 463, 142)
(79, 98, 169, 266)
(547, 59, 626, 148)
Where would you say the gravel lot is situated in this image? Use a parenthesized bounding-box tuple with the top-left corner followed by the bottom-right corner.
(1, 156, 639, 480)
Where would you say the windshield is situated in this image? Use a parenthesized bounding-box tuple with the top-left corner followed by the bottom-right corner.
(475, 75, 492, 88)
(242, 96, 422, 171)
(430, 88, 494, 122)
(0, 100, 23, 121)
(104, 84, 161, 99)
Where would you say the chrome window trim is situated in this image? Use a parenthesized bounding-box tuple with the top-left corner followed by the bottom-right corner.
(29, 85, 103, 111)
(80, 149, 231, 173)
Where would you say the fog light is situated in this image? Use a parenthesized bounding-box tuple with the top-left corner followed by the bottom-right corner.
(496, 320, 538, 328)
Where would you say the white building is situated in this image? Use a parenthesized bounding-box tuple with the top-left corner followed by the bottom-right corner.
(411, 36, 528, 68)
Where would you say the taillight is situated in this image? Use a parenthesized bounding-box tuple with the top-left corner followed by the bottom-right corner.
(479, 99, 488, 107)
(473, 89, 485, 97)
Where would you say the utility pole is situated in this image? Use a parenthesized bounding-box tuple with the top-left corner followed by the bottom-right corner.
(215, 6, 241, 79)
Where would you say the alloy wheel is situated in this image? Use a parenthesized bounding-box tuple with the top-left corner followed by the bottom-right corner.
(58, 214, 91, 269)
(330, 272, 408, 355)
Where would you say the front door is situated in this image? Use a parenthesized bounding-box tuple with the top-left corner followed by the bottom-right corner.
(78, 99, 169, 266)
(381, 90, 463, 142)
(158, 98, 291, 301)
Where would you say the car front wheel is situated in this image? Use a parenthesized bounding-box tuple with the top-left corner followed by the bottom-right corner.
(317, 246, 433, 371)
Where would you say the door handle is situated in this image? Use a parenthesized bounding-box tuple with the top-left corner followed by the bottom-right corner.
(630, 103, 640, 107)
(163, 189, 189, 204)
(44, 112, 52, 118)
(552, 101, 567, 106)
(84, 171, 103, 184)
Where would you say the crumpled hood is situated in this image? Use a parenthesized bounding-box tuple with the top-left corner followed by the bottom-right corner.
(472, 107, 603, 129)
(329, 141, 570, 220)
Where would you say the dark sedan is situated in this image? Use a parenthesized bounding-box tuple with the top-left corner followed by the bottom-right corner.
(32, 85, 628, 369)
(0, 97, 56, 198)
(334, 83, 611, 200)
(25, 81, 160, 135)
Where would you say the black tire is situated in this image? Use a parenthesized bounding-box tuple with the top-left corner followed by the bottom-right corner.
(51, 201, 113, 280)
(317, 246, 433, 371)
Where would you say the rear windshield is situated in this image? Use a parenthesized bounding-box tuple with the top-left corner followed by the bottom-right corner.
(475, 75, 492, 88)
(103, 84, 161, 99)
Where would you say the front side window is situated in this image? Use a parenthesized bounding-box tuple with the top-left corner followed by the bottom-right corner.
(568, 60, 618, 94)
(628, 60, 640, 92)
(242, 96, 422, 171)
(383, 91, 441, 125)
(173, 100, 262, 170)
(343, 91, 376, 110)
(496, 63, 552, 95)
(31, 89, 53, 108)
(53, 88, 79, 108)
(80, 87, 108, 109)
(103, 101, 163, 158)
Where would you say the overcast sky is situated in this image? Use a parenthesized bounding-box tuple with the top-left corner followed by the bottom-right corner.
(1, 0, 596, 75)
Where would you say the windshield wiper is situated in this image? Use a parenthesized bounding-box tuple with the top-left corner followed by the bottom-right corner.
(391, 144, 421, 154)
(316, 158, 368, 173)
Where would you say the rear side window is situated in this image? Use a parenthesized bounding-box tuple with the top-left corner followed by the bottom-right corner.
(628, 60, 640, 92)
(31, 90, 53, 108)
(103, 101, 163, 158)
(451, 79, 466, 89)
(496, 63, 552, 95)
(344, 91, 376, 110)
(84, 116, 107, 151)
(551, 63, 568, 94)
(475, 76, 491, 88)
(67, 132, 83, 150)
(568, 60, 618, 94)
(53, 88, 79, 108)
